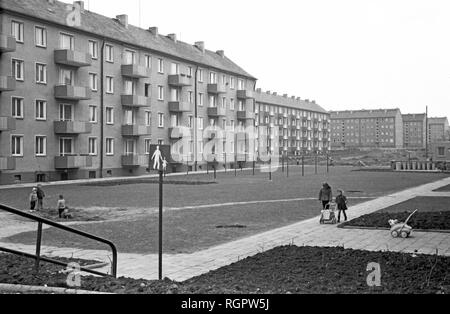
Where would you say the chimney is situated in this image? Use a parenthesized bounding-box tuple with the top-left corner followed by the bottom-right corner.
(283, 94, 288, 98)
(167, 33, 177, 42)
(273, 92, 277, 96)
(216, 50, 225, 58)
(312, 100, 316, 104)
(149, 27, 158, 36)
(291, 96, 296, 100)
(195, 41, 205, 53)
(116, 14, 128, 28)
(74, 1, 84, 11)
(266, 91, 271, 95)
(296, 97, 301, 101)
(305, 99, 310, 102)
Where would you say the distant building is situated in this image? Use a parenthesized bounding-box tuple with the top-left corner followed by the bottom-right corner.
(330, 109, 403, 149)
(431, 141, 450, 162)
(402, 114, 427, 149)
(428, 117, 449, 143)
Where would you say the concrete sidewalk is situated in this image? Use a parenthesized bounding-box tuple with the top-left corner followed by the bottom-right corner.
(1, 176, 449, 281)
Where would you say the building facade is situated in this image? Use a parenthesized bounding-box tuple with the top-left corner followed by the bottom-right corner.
(428, 117, 449, 143)
(402, 113, 427, 149)
(330, 109, 403, 149)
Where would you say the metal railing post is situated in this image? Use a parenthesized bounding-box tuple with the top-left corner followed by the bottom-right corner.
(35, 222, 43, 273)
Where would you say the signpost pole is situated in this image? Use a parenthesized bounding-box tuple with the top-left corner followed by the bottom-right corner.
(158, 169, 163, 281)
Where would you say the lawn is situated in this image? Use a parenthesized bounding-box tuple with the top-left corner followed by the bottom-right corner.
(1, 167, 448, 254)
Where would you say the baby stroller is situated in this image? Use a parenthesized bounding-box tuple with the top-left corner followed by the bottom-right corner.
(320, 202, 338, 224)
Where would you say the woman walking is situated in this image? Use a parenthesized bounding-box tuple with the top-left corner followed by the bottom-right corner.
(318, 182, 333, 209)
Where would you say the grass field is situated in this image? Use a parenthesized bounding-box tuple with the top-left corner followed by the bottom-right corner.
(1, 167, 449, 254)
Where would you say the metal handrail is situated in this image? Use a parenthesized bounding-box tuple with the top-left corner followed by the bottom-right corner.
(0, 204, 117, 278)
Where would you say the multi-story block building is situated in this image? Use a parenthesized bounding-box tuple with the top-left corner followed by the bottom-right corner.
(428, 117, 449, 143)
(255, 90, 331, 156)
(0, 0, 259, 184)
(402, 113, 427, 149)
(330, 109, 403, 149)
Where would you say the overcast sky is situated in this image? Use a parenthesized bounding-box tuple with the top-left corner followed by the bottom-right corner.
(81, 0, 450, 118)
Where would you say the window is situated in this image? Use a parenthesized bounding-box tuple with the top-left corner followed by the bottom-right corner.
(230, 98, 235, 110)
(59, 104, 73, 121)
(158, 58, 164, 73)
(60, 33, 74, 50)
(198, 69, 204, 82)
(158, 139, 164, 146)
(59, 69, 73, 85)
(158, 86, 164, 101)
(89, 105, 98, 123)
(88, 138, 98, 155)
(123, 109, 135, 125)
(106, 138, 114, 155)
(124, 79, 135, 95)
(171, 62, 179, 75)
(12, 97, 24, 118)
(188, 66, 193, 77)
(170, 88, 179, 101)
(231, 120, 235, 131)
(11, 21, 24, 42)
(11, 135, 23, 157)
(123, 49, 136, 65)
(188, 91, 193, 104)
(88, 40, 98, 59)
(106, 76, 114, 93)
(145, 55, 151, 68)
(209, 95, 216, 107)
(35, 136, 47, 156)
(209, 72, 217, 84)
(145, 111, 152, 126)
(145, 84, 151, 97)
(144, 139, 152, 155)
(222, 97, 226, 108)
(198, 93, 204, 106)
(198, 117, 204, 130)
(438, 147, 445, 156)
(35, 100, 47, 120)
(222, 75, 227, 85)
(124, 140, 136, 155)
(12, 59, 24, 81)
(35, 63, 47, 84)
(105, 44, 114, 62)
(35, 26, 46, 47)
(238, 79, 245, 90)
(89, 73, 98, 91)
(188, 116, 193, 128)
(106, 107, 114, 125)
(158, 113, 164, 128)
(230, 77, 235, 89)
(59, 138, 73, 156)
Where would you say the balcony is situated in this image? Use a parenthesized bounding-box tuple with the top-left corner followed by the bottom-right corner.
(237, 90, 254, 99)
(0, 157, 15, 171)
(207, 83, 227, 94)
(121, 124, 151, 137)
(0, 116, 16, 132)
(54, 49, 92, 67)
(169, 127, 183, 139)
(237, 111, 255, 120)
(122, 154, 147, 167)
(168, 74, 192, 87)
(121, 64, 151, 78)
(0, 76, 16, 91)
(54, 156, 92, 169)
(54, 85, 91, 100)
(169, 101, 192, 112)
(207, 107, 226, 117)
(54, 121, 92, 135)
(121, 95, 150, 107)
(0, 34, 16, 53)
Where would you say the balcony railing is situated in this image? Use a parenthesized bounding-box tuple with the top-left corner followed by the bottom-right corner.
(0, 34, 16, 53)
(207, 83, 227, 94)
(237, 90, 254, 99)
(207, 107, 226, 117)
(121, 125, 151, 137)
(0, 157, 15, 171)
(121, 95, 150, 107)
(54, 85, 91, 100)
(121, 154, 147, 167)
(0, 117, 16, 132)
(54, 121, 92, 135)
(54, 155, 92, 169)
(237, 111, 255, 120)
(169, 101, 192, 112)
(54, 49, 92, 67)
(121, 64, 151, 78)
(0, 76, 16, 91)
(168, 74, 192, 87)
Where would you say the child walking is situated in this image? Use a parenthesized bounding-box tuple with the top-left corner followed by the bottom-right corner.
(57, 195, 67, 218)
(335, 189, 348, 223)
(29, 188, 38, 212)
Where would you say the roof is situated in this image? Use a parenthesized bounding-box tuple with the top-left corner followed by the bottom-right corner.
(330, 109, 401, 119)
(428, 117, 449, 125)
(254, 90, 328, 114)
(0, 0, 256, 79)
(402, 113, 426, 122)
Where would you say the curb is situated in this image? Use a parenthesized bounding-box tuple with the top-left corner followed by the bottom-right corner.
(0, 283, 114, 294)
(338, 225, 450, 234)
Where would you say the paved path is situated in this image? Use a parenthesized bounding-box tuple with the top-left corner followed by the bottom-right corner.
(1, 177, 450, 281)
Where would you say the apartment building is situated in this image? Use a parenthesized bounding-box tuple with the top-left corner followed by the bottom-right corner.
(0, 0, 259, 184)
(402, 113, 427, 149)
(330, 109, 403, 149)
(428, 117, 449, 143)
(255, 90, 331, 156)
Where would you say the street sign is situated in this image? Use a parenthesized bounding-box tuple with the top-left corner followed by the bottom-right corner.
(149, 144, 171, 172)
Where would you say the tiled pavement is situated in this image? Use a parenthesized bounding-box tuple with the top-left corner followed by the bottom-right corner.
(1, 177, 449, 281)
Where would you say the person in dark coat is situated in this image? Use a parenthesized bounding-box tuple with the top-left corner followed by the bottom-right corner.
(36, 184, 45, 211)
(335, 189, 348, 222)
(318, 182, 333, 209)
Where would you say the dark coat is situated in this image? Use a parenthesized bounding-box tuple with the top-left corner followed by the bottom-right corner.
(336, 195, 348, 210)
(319, 185, 332, 201)
(36, 187, 45, 199)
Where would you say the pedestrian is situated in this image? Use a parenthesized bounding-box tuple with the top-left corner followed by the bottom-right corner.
(29, 188, 38, 212)
(318, 182, 333, 209)
(335, 189, 348, 223)
(36, 184, 45, 211)
(57, 195, 67, 219)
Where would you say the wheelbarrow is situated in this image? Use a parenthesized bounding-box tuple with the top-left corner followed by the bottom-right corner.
(389, 209, 418, 238)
